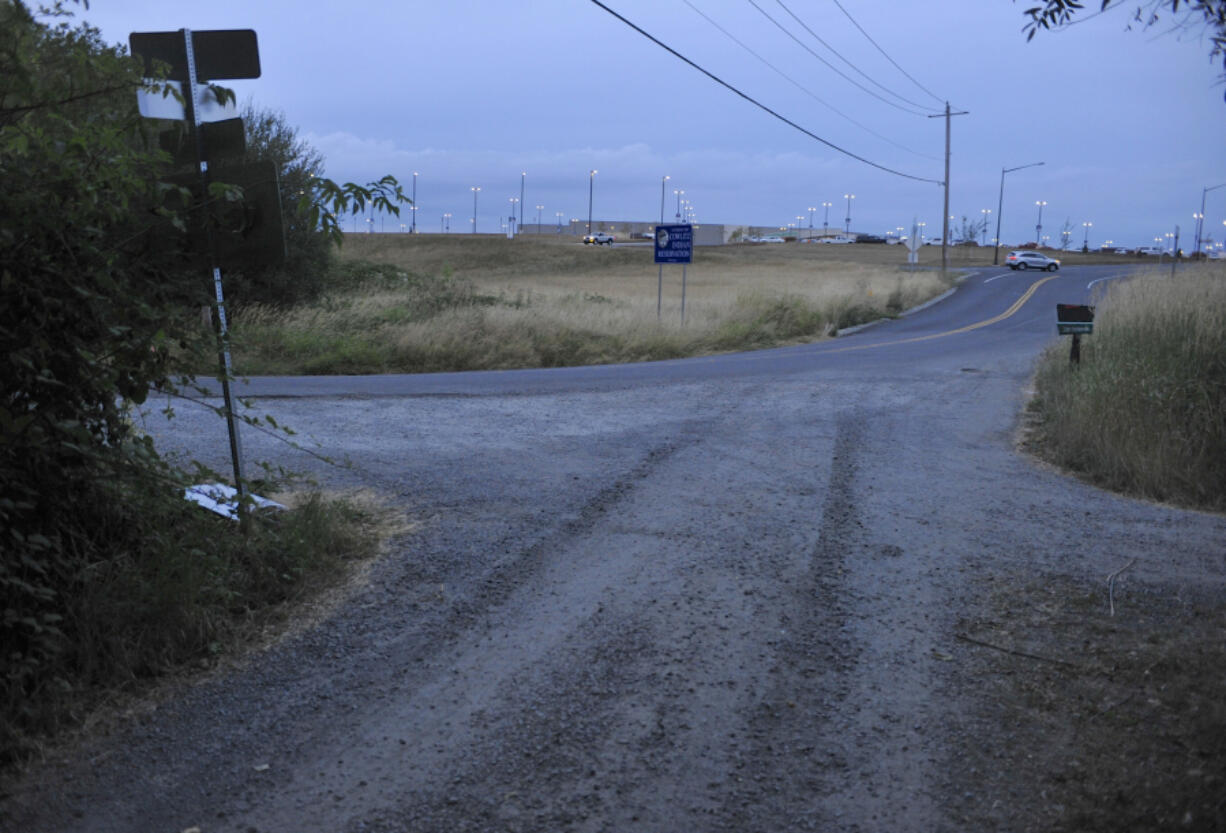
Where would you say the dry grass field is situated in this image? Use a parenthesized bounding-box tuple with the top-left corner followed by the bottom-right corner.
(1026, 262, 1226, 511)
(231, 234, 960, 375)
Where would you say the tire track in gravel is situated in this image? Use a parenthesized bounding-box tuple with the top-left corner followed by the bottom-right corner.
(229, 422, 722, 833)
(715, 408, 867, 832)
(257, 382, 852, 833)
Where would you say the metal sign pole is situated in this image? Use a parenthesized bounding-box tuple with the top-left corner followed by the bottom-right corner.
(183, 28, 248, 520)
(681, 264, 687, 326)
(657, 264, 663, 321)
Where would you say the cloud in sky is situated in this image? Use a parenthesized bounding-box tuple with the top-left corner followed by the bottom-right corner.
(81, 0, 1226, 247)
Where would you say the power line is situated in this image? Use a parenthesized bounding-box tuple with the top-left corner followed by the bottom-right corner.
(829, 0, 945, 104)
(769, 0, 939, 113)
(680, 0, 939, 161)
(744, 0, 936, 117)
(586, 0, 942, 185)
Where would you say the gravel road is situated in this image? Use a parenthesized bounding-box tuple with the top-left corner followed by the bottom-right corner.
(4, 267, 1223, 832)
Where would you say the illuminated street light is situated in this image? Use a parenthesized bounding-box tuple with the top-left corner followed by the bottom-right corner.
(980, 208, 991, 245)
(843, 193, 855, 234)
(1082, 221, 1092, 250)
(587, 169, 597, 234)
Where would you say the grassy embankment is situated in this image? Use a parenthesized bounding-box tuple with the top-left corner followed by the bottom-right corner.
(1027, 263, 1226, 512)
(2, 479, 399, 765)
(966, 269, 1226, 827)
(229, 235, 951, 375)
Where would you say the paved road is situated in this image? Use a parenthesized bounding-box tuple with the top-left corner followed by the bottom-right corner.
(5, 266, 1223, 832)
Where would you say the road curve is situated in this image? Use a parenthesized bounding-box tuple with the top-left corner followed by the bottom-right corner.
(4, 265, 1223, 832)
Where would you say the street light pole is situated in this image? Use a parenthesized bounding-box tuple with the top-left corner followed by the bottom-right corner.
(993, 161, 1044, 265)
(807, 206, 815, 241)
(822, 201, 831, 238)
(1194, 183, 1226, 256)
(587, 169, 597, 234)
(660, 175, 669, 224)
(471, 186, 480, 233)
(980, 208, 991, 245)
(536, 204, 543, 234)
(1035, 200, 1047, 248)
(843, 193, 855, 234)
(520, 172, 526, 229)
(1082, 221, 1092, 251)
(675, 189, 683, 220)
(411, 171, 417, 233)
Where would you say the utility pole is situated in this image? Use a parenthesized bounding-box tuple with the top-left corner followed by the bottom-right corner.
(929, 102, 967, 275)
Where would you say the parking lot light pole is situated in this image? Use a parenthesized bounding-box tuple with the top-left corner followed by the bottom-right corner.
(536, 204, 543, 233)
(411, 171, 417, 233)
(1082, 221, 1092, 250)
(993, 161, 1044, 265)
(587, 169, 597, 234)
(843, 193, 855, 234)
(660, 175, 669, 224)
(1035, 200, 1047, 248)
(471, 186, 480, 233)
(981, 208, 991, 245)
(822, 201, 832, 238)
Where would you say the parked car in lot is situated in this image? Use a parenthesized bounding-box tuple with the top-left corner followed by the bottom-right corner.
(583, 232, 614, 245)
(1005, 250, 1060, 271)
(759, 235, 785, 243)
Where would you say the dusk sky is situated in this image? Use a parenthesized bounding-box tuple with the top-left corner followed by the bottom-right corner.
(80, 1, 1226, 249)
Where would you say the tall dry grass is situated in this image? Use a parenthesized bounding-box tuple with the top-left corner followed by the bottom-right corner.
(1029, 264, 1226, 510)
(232, 236, 948, 374)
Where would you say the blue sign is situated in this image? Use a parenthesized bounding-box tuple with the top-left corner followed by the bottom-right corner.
(654, 224, 693, 264)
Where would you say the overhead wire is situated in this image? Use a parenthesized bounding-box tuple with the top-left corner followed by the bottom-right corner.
(744, 0, 937, 117)
(586, 0, 942, 185)
(680, 0, 939, 161)
(769, 0, 940, 112)
(828, 0, 945, 104)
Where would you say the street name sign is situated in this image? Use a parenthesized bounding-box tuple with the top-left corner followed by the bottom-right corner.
(1056, 303, 1094, 335)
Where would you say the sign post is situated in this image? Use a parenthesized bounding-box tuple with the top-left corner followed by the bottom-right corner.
(1056, 303, 1094, 365)
(131, 28, 273, 524)
(654, 224, 693, 324)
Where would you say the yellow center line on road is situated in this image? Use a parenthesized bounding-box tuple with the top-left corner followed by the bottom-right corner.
(675, 273, 1061, 368)
(821, 273, 1060, 355)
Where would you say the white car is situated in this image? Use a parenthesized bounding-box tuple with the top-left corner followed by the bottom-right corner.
(583, 232, 614, 245)
(1005, 250, 1060, 271)
(760, 236, 785, 243)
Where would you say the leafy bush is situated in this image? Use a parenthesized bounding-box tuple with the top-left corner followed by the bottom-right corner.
(0, 3, 403, 759)
(1, 2, 208, 726)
